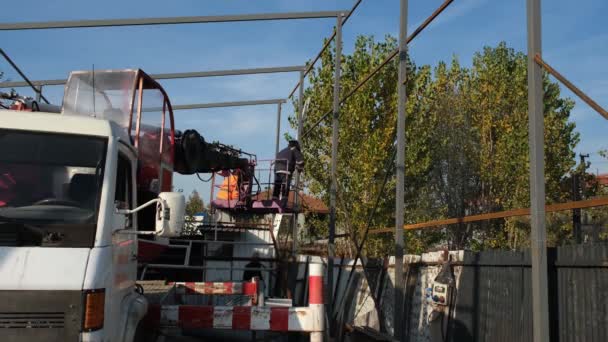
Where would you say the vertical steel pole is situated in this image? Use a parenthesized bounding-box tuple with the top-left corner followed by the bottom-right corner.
(35, 85, 43, 102)
(297, 71, 305, 141)
(394, 0, 408, 340)
(292, 71, 305, 254)
(527, 0, 550, 341)
(327, 13, 342, 333)
(275, 102, 282, 156)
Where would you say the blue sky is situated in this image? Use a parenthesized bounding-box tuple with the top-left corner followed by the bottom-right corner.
(1, 0, 607, 200)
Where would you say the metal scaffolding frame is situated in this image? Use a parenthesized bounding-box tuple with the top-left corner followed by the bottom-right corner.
(327, 13, 343, 330)
(526, 1, 550, 341)
(2, 1, 608, 341)
(0, 11, 347, 30)
(0, 63, 304, 155)
(0, 65, 306, 88)
(169, 98, 287, 155)
(287, 0, 364, 98)
(394, 1, 408, 339)
(0, 49, 49, 103)
(289, 0, 604, 340)
(170, 99, 286, 111)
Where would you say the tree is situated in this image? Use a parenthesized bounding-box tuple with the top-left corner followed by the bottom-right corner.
(463, 44, 578, 249)
(295, 37, 580, 256)
(183, 190, 205, 235)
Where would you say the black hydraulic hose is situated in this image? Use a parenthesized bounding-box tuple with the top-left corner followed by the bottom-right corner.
(196, 173, 213, 182)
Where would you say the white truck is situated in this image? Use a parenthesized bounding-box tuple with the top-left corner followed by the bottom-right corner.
(0, 68, 324, 342)
(0, 69, 187, 342)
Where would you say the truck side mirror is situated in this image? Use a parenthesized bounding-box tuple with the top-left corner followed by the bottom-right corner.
(155, 192, 185, 237)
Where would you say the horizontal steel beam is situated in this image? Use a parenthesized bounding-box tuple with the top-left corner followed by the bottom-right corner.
(0, 65, 306, 88)
(0, 78, 66, 88)
(169, 99, 287, 111)
(369, 197, 608, 234)
(0, 11, 348, 31)
(154, 65, 305, 80)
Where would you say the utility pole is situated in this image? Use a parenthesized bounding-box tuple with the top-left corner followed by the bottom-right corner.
(573, 153, 589, 244)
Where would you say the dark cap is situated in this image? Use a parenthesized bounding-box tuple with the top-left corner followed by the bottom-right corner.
(288, 140, 300, 149)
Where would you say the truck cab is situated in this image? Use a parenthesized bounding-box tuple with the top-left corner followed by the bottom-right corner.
(0, 69, 184, 342)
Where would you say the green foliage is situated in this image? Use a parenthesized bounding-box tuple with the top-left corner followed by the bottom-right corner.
(183, 190, 205, 235)
(283, 132, 294, 143)
(295, 37, 580, 256)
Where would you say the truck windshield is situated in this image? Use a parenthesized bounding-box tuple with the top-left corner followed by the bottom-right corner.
(0, 129, 106, 247)
(62, 70, 137, 129)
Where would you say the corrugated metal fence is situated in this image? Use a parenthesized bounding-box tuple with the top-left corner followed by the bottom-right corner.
(330, 244, 608, 342)
(397, 244, 608, 342)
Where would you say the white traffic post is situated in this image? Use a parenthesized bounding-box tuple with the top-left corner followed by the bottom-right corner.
(309, 263, 324, 342)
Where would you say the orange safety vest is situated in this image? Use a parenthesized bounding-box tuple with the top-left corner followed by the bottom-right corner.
(217, 174, 239, 200)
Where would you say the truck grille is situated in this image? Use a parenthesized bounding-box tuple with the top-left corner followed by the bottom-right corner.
(0, 290, 82, 341)
(0, 312, 65, 329)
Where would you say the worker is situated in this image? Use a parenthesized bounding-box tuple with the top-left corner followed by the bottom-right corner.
(217, 172, 239, 201)
(272, 140, 304, 200)
(243, 252, 264, 282)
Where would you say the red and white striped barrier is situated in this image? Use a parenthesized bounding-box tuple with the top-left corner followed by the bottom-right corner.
(170, 281, 257, 295)
(146, 263, 324, 340)
(149, 305, 322, 332)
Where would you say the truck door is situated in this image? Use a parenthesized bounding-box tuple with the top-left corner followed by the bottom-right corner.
(109, 147, 138, 341)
